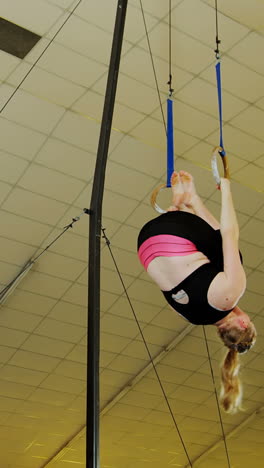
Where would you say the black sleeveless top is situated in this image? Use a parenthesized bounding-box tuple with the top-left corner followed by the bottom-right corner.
(137, 212, 242, 325)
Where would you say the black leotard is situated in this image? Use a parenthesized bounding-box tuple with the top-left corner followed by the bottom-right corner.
(137, 211, 242, 325)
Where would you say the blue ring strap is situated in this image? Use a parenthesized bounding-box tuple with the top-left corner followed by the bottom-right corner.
(215, 61, 226, 157)
(166, 97, 175, 187)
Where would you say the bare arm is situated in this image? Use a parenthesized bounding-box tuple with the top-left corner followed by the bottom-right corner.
(208, 179, 246, 309)
(219, 178, 239, 239)
(219, 178, 245, 287)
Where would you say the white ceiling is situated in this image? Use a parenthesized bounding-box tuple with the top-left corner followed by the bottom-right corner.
(0, 0, 263, 467)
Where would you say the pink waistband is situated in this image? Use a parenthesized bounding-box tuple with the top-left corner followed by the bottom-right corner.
(138, 235, 198, 270)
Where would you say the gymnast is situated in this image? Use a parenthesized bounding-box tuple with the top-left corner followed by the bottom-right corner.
(137, 171, 256, 413)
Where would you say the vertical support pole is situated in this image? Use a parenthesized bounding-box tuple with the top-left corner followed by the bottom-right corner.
(86, 1, 128, 468)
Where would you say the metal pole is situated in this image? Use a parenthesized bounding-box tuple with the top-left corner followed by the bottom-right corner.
(86, 1, 128, 468)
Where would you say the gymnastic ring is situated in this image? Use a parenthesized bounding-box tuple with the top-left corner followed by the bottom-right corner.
(150, 183, 168, 214)
(211, 146, 230, 188)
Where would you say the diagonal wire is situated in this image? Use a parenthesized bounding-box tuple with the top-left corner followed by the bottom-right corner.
(0, 1, 83, 292)
(101, 227, 193, 467)
(139, 0, 167, 134)
(0, 0, 83, 114)
(135, 1, 229, 466)
(202, 326, 231, 468)
(0, 208, 88, 300)
(205, 6, 231, 463)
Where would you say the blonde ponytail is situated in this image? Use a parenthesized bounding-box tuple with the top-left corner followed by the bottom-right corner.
(220, 349, 242, 413)
(217, 321, 256, 413)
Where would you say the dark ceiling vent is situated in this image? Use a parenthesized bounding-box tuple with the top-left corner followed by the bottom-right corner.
(0, 17, 41, 59)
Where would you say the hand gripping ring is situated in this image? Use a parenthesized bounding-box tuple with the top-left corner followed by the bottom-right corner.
(150, 183, 168, 214)
(211, 146, 230, 188)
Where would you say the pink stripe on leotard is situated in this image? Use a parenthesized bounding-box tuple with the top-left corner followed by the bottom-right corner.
(138, 234, 198, 270)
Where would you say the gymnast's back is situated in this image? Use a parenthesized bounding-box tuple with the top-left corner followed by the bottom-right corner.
(137, 211, 224, 273)
(137, 211, 239, 325)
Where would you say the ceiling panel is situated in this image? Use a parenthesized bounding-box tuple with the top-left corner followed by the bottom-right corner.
(231, 106, 264, 142)
(120, 45, 194, 93)
(228, 31, 264, 75)
(139, 21, 213, 74)
(131, 0, 183, 19)
(0, 151, 29, 184)
(0, 50, 20, 80)
(1, 89, 65, 133)
(201, 55, 264, 103)
(202, 0, 264, 33)
(37, 42, 107, 87)
(8, 67, 85, 108)
(170, 0, 249, 48)
(0, 117, 47, 160)
(0, 0, 63, 36)
(176, 77, 249, 120)
(2, 187, 69, 224)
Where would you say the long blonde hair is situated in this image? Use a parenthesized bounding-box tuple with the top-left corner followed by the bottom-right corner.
(217, 322, 257, 414)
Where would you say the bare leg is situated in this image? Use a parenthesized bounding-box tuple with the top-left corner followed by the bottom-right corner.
(180, 171, 220, 229)
(168, 170, 220, 229)
(167, 171, 193, 212)
(179, 170, 197, 206)
(167, 203, 195, 213)
(171, 172, 184, 208)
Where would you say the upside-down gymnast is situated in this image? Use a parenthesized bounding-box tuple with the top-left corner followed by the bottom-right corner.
(137, 171, 256, 413)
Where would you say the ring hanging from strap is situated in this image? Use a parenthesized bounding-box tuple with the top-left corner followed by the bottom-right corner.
(150, 183, 169, 214)
(211, 146, 230, 188)
(151, 96, 175, 214)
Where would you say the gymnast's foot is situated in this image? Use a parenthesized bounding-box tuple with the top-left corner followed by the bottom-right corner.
(179, 170, 197, 206)
(170, 171, 185, 208)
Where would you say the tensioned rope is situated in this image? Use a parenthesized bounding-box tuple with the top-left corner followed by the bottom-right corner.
(0, 0, 229, 464)
(142, 0, 175, 214)
(214, 0, 225, 157)
(167, 0, 174, 97)
(125, 1, 193, 464)
(102, 227, 230, 468)
(139, 0, 167, 134)
(211, 0, 230, 188)
(0, 0, 83, 115)
(202, 327, 231, 468)
(166, 0, 175, 188)
(0, 0, 191, 461)
(200, 3, 231, 467)
(0, 0, 84, 297)
(138, 1, 231, 466)
(101, 227, 193, 467)
(0, 208, 89, 302)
